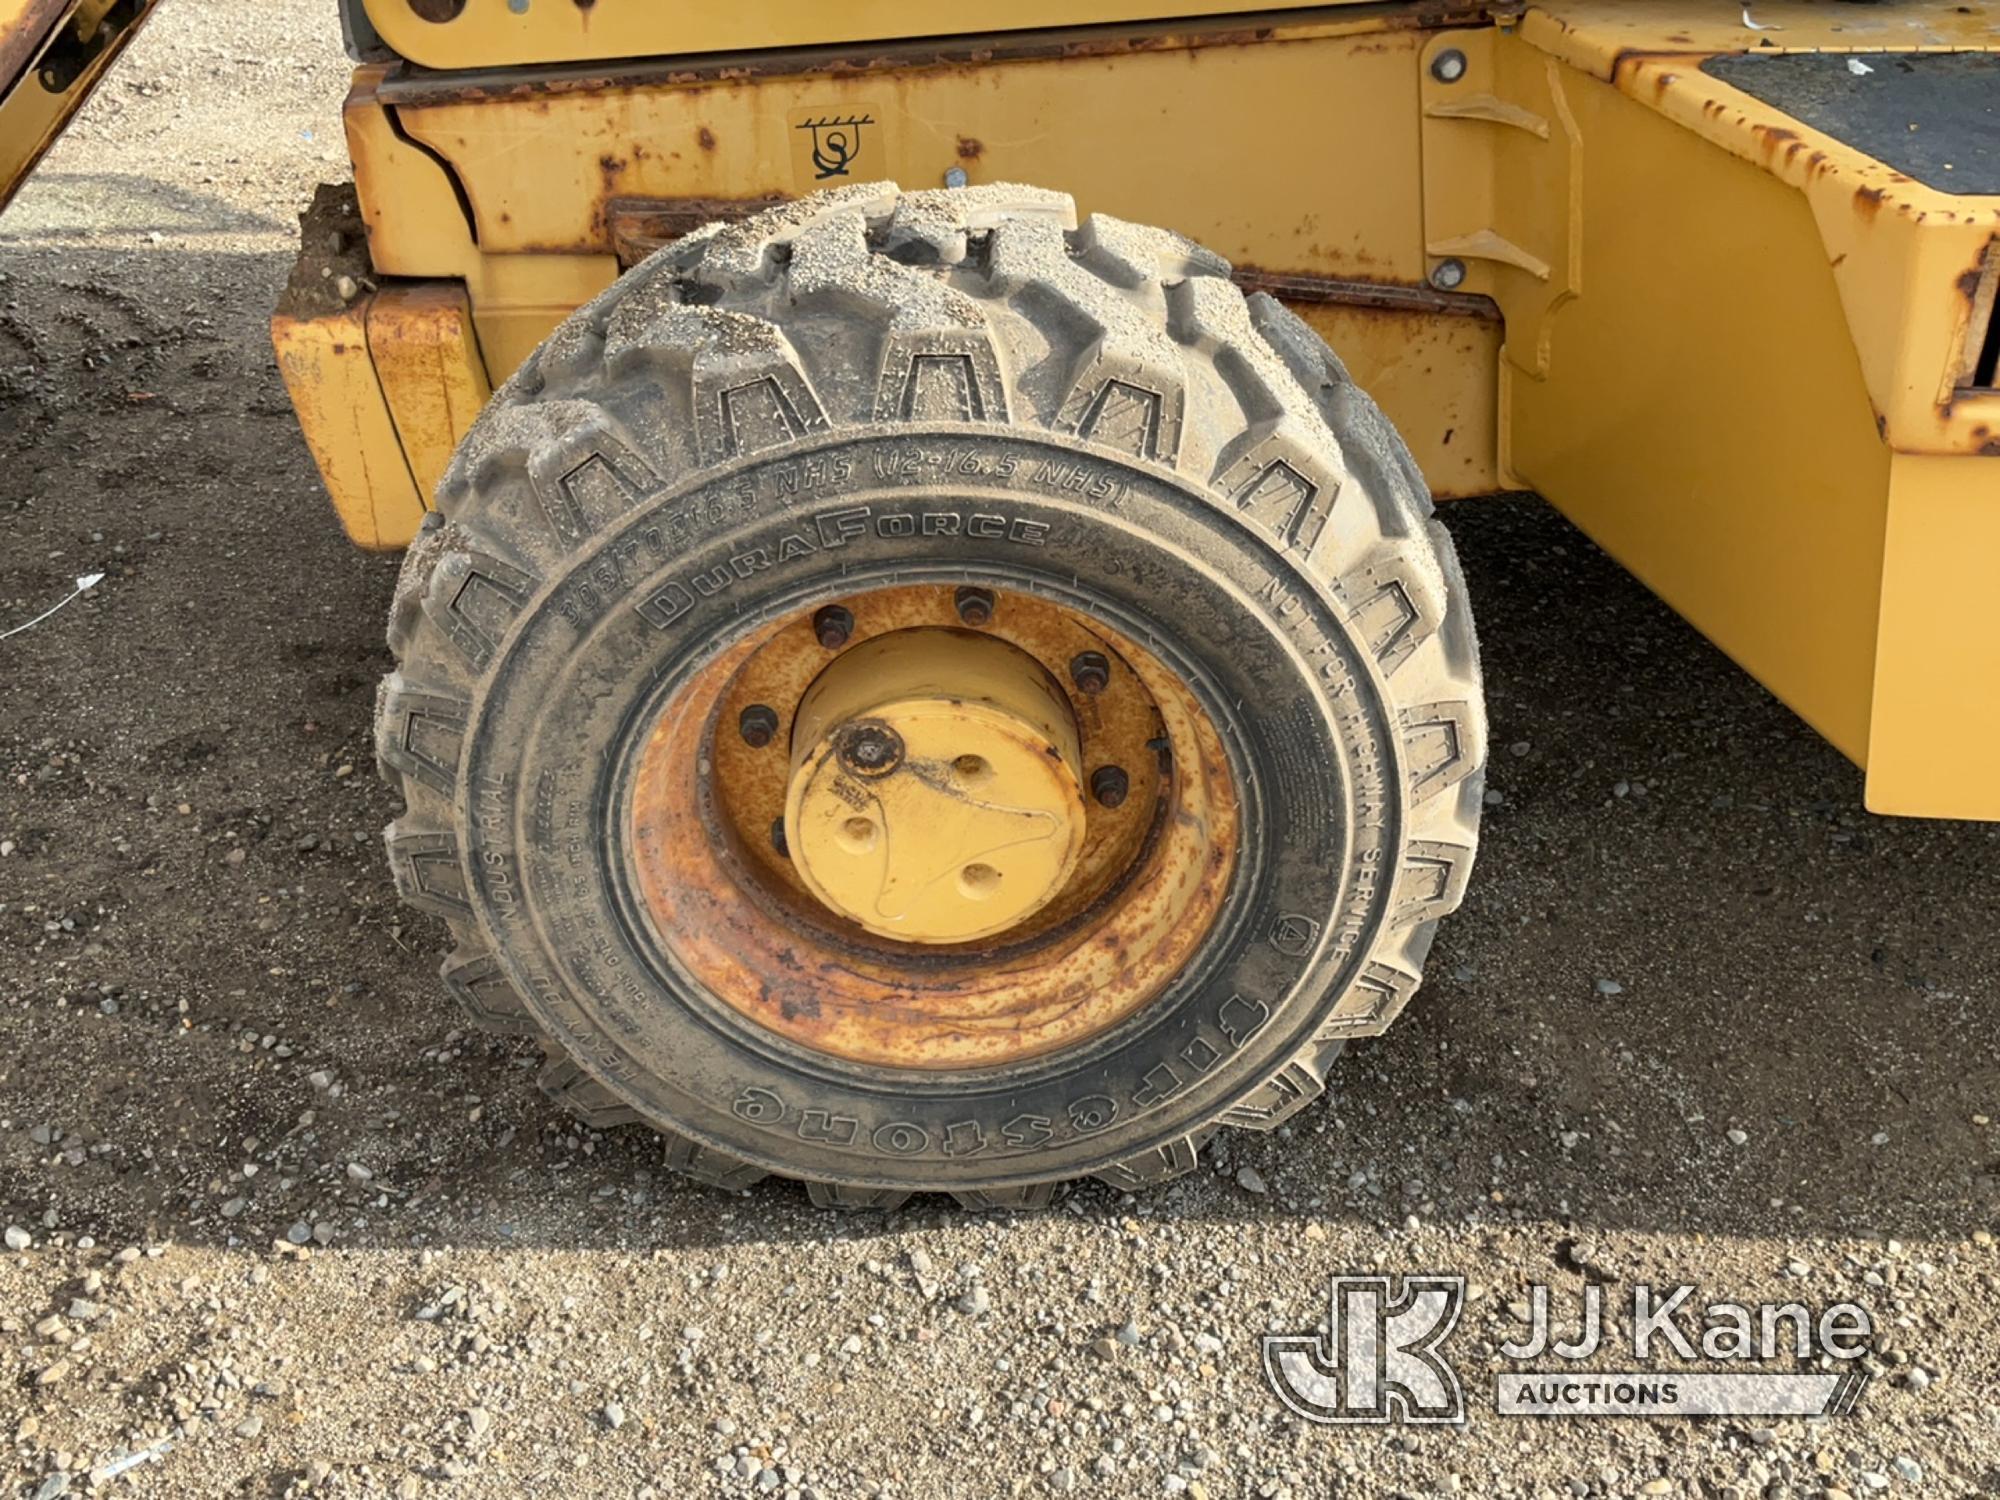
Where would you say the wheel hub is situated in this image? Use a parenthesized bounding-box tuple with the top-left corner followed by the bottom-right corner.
(785, 629, 1086, 944)
(626, 581, 1240, 1071)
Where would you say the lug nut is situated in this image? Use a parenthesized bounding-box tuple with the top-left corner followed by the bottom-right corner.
(837, 720, 904, 778)
(1091, 765, 1130, 808)
(813, 604, 854, 650)
(770, 818, 790, 858)
(954, 586, 996, 626)
(738, 704, 779, 748)
(1069, 651, 1110, 695)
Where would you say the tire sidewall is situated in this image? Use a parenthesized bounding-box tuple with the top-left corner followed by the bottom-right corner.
(460, 425, 1405, 1188)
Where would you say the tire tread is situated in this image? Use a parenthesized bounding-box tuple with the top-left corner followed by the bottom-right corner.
(377, 182, 1484, 1208)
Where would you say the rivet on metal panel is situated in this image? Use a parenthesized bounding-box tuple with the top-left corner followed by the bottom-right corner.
(1431, 48, 1468, 84)
(1430, 258, 1468, 291)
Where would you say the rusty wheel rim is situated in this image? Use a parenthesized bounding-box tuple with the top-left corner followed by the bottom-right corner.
(624, 582, 1240, 1072)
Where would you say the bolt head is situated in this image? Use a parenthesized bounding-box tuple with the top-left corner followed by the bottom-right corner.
(954, 586, 996, 627)
(738, 704, 779, 749)
(1091, 766, 1130, 809)
(943, 166, 969, 189)
(1069, 651, 1111, 696)
(813, 605, 854, 650)
(1430, 258, 1468, 292)
(1431, 48, 1468, 84)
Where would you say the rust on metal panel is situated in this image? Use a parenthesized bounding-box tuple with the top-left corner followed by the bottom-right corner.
(625, 584, 1238, 1071)
(606, 195, 1497, 316)
(1476, 19, 2000, 460)
(1604, 50, 2000, 457)
(1232, 266, 1501, 320)
(1526, 1, 2000, 83)
(603, 195, 1509, 326)
(1951, 243, 2000, 406)
(374, 4, 1504, 108)
(606, 193, 789, 264)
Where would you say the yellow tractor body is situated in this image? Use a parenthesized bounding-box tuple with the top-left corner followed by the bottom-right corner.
(0, 0, 161, 212)
(251, 1, 2000, 820)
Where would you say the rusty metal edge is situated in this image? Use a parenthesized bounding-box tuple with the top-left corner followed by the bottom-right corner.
(605, 196, 1506, 323)
(373, 2, 1513, 108)
(607, 193, 790, 266)
(1232, 269, 1501, 320)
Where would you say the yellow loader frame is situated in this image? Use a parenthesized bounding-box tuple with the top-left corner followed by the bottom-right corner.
(0, 0, 161, 202)
(11, 0, 1998, 818)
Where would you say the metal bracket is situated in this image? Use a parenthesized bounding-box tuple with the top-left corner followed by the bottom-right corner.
(1420, 29, 1582, 380)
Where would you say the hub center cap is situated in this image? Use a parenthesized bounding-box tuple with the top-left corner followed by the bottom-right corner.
(783, 628, 1085, 944)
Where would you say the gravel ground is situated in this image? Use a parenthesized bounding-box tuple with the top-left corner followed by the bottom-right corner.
(3, 6, 1998, 1498)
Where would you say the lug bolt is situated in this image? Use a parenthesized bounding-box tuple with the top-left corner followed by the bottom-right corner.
(955, 586, 996, 626)
(1091, 765, 1130, 809)
(837, 721, 905, 778)
(738, 704, 779, 748)
(770, 818, 790, 858)
(1431, 47, 1468, 84)
(1069, 651, 1111, 695)
(813, 604, 854, 650)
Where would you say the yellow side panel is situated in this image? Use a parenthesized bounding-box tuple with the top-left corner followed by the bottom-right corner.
(271, 300, 426, 552)
(1866, 454, 2000, 819)
(1291, 302, 1502, 500)
(388, 30, 1431, 287)
(459, 253, 616, 383)
(368, 27, 1460, 469)
(367, 282, 491, 508)
(340, 71, 617, 377)
(1502, 66, 1891, 763)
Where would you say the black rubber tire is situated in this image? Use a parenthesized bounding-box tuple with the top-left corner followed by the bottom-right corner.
(376, 182, 1485, 1209)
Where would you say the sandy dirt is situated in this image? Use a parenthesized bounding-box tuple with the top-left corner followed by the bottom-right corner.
(1, 5, 1997, 1499)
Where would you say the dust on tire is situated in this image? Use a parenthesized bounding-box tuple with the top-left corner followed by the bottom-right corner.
(377, 182, 1486, 1207)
